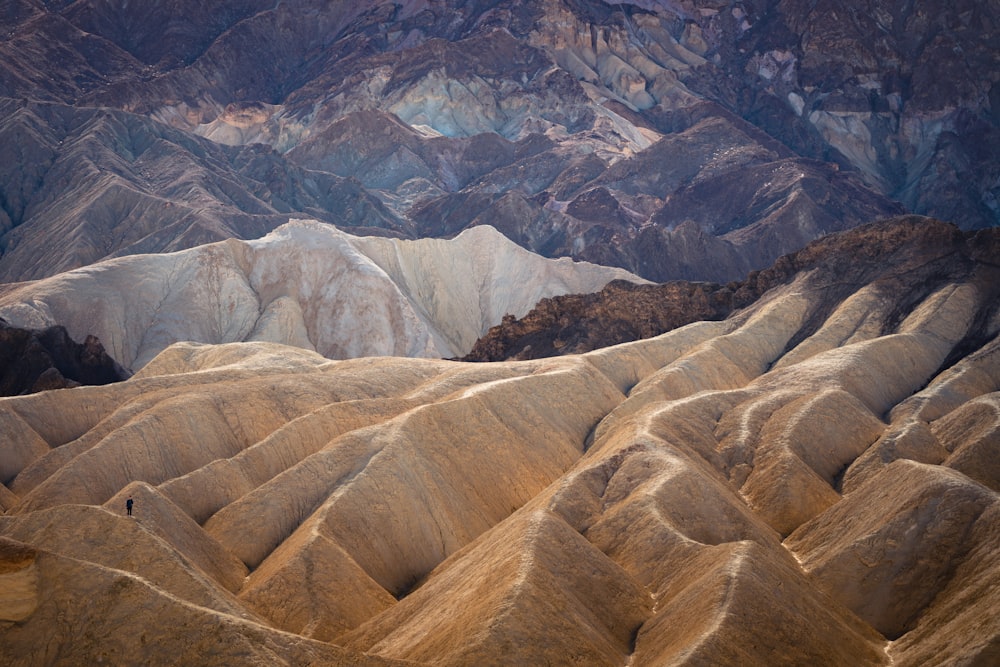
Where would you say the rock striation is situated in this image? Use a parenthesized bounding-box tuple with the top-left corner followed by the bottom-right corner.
(740, 0, 1000, 229)
(1, 217, 999, 665)
(0, 219, 643, 369)
(4, 0, 990, 285)
(0, 99, 406, 283)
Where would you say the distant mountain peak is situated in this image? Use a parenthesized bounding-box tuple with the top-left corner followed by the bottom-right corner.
(3, 0, 993, 290)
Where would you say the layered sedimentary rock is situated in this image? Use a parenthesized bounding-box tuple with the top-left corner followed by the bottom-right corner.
(2, 218, 998, 666)
(6, 0, 989, 285)
(0, 219, 643, 369)
(754, 0, 1000, 228)
(0, 99, 406, 283)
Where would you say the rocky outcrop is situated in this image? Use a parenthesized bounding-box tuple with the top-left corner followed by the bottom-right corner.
(678, 0, 1000, 229)
(1, 217, 999, 665)
(411, 112, 904, 282)
(462, 278, 737, 360)
(0, 318, 130, 395)
(0, 219, 643, 369)
(464, 216, 1000, 361)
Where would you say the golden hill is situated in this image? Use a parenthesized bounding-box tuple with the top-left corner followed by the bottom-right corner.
(2, 217, 999, 665)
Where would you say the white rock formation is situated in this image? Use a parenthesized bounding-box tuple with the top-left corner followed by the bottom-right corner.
(0, 220, 643, 369)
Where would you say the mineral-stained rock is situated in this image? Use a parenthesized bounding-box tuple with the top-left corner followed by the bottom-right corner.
(0, 100, 407, 283)
(0, 537, 38, 623)
(5, 0, 987, 288)
(682, 0, 1000, 229)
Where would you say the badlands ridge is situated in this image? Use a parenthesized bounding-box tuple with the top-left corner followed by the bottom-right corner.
(1, 218, 998, 665)
(0, 219, 641, 369)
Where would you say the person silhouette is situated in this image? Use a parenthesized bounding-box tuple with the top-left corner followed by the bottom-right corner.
(126, 496, 134, 516)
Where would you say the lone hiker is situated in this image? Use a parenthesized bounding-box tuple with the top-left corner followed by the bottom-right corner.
(126, 496, 133, 516)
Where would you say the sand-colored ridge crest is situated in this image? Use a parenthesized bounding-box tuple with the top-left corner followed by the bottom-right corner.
(3, 220, 1000, 664)
(0, 537, 39, 623)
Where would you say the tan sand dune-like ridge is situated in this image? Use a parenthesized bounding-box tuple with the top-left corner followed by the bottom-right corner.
(2, 223, 1000, 665)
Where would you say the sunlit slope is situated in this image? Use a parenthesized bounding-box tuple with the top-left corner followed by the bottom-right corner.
(2, 223, 998, 666)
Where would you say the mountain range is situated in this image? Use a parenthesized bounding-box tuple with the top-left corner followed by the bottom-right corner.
(3, 0, 996, 285)
(1, 1, 999, 665)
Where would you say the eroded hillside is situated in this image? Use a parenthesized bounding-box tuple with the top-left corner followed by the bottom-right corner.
(8, 0, 995, 285)
(464, 215, 1000, 360)
(0, 219, 643, 369)
(2, 217, 998, 665)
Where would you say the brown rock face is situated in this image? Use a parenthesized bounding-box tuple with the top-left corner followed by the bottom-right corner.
(464, 216, 998, 362)
(462, 278, 736, 361)
(0, 319, 131, 395)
